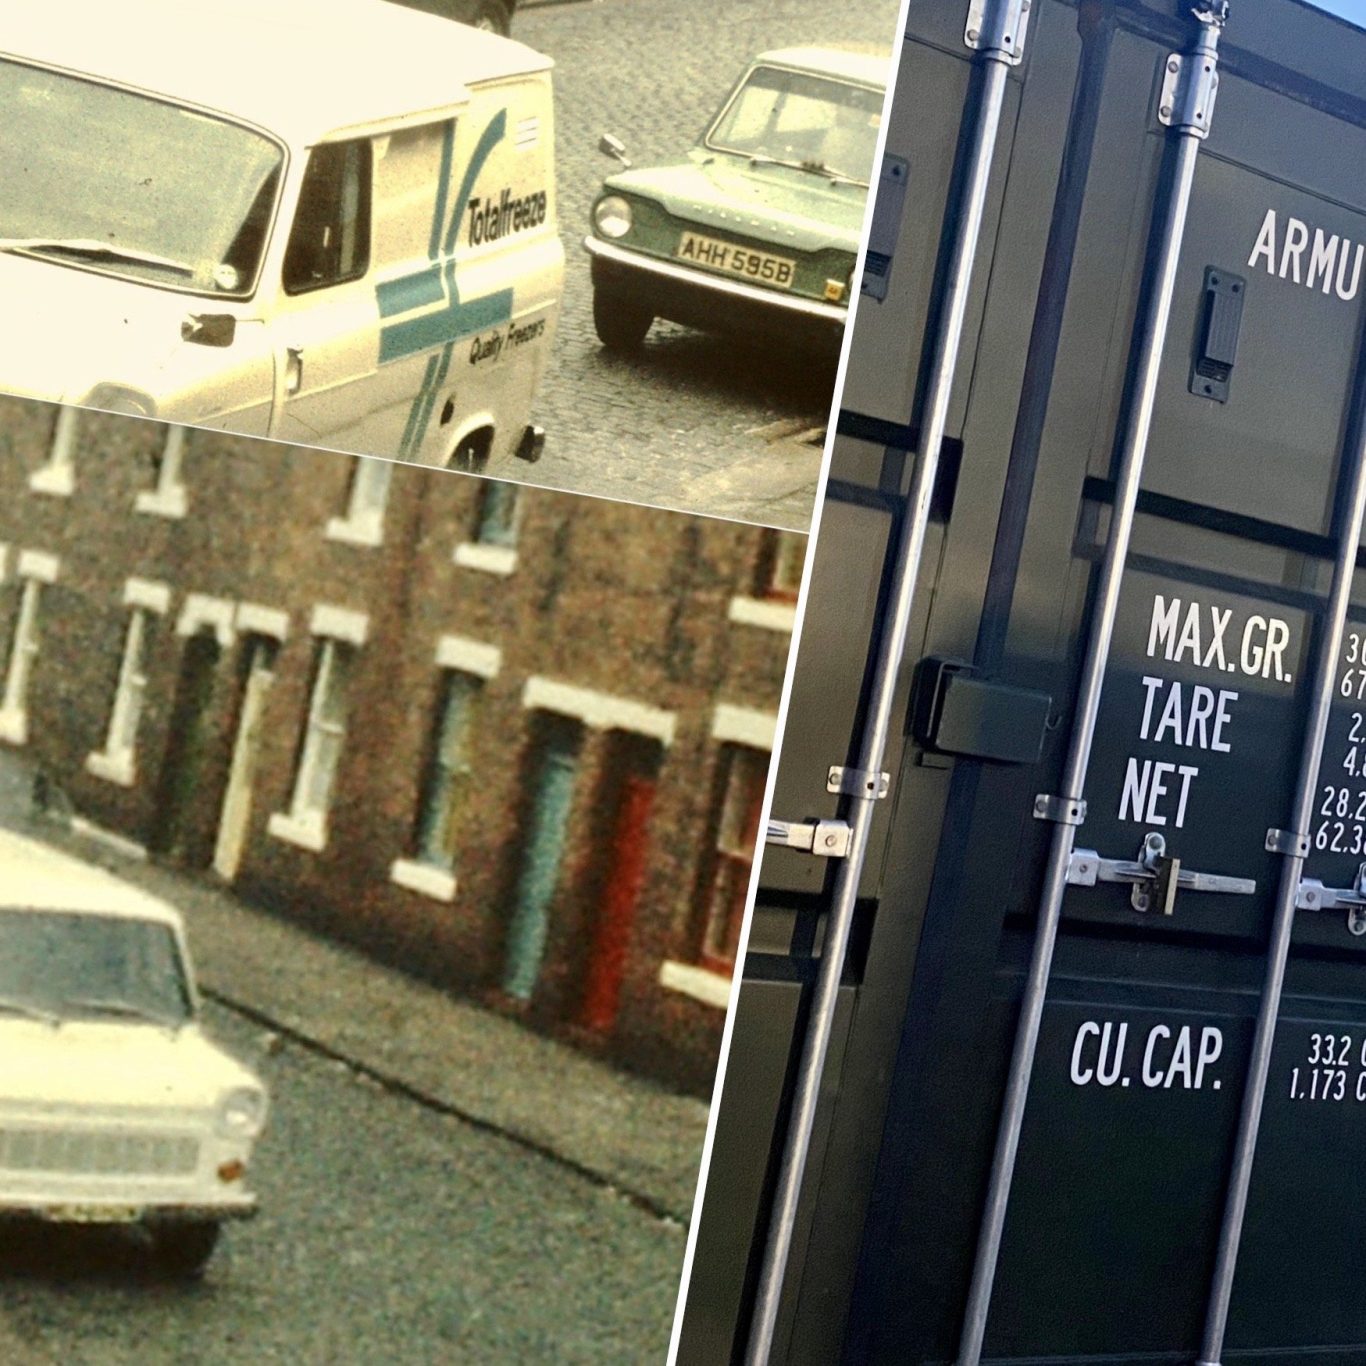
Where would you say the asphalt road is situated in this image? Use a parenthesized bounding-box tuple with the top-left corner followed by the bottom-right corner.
(502, 0, 903, 530)
(0, 1003, 686, 1365)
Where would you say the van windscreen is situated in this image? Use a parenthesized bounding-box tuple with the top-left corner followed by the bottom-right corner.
(0, 60, 284, 297)
(0, 909, 192, 1027)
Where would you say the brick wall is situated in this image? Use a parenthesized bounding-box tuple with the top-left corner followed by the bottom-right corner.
(0, 397, 801, 1093)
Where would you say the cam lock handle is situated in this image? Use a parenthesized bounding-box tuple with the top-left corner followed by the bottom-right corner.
(1296, 862, 1366, 936)
(1066, 831, 1256, 915)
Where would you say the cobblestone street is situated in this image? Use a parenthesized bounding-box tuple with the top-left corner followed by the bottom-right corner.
(505, 0, 902, 529)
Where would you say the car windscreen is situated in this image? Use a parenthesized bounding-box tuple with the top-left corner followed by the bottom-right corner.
(0, 59, 284, 297)
(0, 908, 193, 1027)
(706, 65, 883, 185)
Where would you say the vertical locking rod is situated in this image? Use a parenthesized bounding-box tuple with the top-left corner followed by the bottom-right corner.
(954, 10, 1228, 1365)
(1196, 250, 1366, 1366)
(740, 7, 1027, 1363)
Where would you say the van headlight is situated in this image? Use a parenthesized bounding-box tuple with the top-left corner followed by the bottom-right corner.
(593, 195, 633, 240)
(217, 1086, 268, 1139)
(83, 384, 158, 418)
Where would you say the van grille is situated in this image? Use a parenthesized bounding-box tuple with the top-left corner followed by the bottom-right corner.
(0, 1127, 199, 1177)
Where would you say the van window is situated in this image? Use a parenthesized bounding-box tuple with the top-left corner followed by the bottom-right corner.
(283, 140, 372, 294)
(372, 123, 452, 269)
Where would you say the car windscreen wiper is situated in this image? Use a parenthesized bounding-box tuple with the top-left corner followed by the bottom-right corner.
(60, 996, 183, 1031)
(797, 161, 868, 187)
(0, 237, 194, 276)
(0, 996, 60, 1026)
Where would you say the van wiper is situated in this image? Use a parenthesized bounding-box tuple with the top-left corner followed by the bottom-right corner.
(0, 996, 59, 1027)
(0, 237, 194, 277)
(60, 997, 182, 1031)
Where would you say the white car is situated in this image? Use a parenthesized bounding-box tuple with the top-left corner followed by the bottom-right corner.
(0, 829, 267, 1277)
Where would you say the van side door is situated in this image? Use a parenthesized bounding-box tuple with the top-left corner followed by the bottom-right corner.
(268, 138, 384, 448)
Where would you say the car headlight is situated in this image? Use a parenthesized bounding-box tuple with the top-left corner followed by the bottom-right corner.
(82, 384, 158, 419)
(217, 1086, 268, 1140)
(593, 194, 633, 240)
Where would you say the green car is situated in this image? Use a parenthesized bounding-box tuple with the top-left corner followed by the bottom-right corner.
(584, 46, 888, 353)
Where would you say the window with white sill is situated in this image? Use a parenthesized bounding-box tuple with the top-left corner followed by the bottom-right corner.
(275, 637, 354, 848)
(762, 529, 806, 601)
(454, 481, 521, 574)
(699, 742, 770, 972)
(0, 574, 49, 743)
(728, 529, 806, 632)
(327, 457, 394, 546)
(30, 406, 78, 496)
(136, 425, 189, 518)
(390, 670, 485, 900)
(87, 608, 156, 784)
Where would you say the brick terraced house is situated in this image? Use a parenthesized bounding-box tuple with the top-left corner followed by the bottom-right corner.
(0, 398, 804, 1091)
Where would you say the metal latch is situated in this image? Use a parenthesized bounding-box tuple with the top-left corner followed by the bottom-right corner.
(1067, 831, 1256, 914)
(861, 154, 908, 303)
(1296, 862, 1366, 936)
(765, 819, 851, 859)
(1188, 266, 1245, 403)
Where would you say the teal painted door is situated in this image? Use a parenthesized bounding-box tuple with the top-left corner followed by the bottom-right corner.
(503, 718, 582, 1001)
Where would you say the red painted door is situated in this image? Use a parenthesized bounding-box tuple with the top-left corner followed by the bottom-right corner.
(579, 771, 657, 1034)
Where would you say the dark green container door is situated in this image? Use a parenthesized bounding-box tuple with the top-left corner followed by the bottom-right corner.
(679, 2, 1366, 1362)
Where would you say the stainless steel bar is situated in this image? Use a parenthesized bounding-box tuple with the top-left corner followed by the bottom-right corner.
(1196, 309, 1366, 1366)
(741, 18, 1023, 1365)
(954, 13, 1227, 1365)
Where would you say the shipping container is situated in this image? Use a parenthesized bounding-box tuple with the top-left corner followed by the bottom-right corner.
(674, 1, 1366, 1363)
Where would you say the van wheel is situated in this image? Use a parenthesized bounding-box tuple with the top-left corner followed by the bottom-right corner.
(449, 432, 493, 475)
(593, 288, 653, 352)
(465, 0, 511, 34)
(148, 1221, 221, 1279)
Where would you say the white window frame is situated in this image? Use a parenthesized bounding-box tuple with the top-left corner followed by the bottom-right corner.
(326, 457, 395, 548)
(86, 578, 172, 786)
(135, 426, 189, 519)
(0, 551, 60, 744)
(268, 606, 368, 852)
(29, 407, 78, 497)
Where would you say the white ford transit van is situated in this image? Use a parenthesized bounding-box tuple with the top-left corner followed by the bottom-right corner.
(0, 828, 267, 1279)
(0, 0, 563, 473)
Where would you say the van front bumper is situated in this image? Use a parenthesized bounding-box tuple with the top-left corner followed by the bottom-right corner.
(0, 1195, 258, 1224)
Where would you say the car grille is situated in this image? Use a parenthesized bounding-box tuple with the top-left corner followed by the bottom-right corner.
(0, 1127, 199, 1177)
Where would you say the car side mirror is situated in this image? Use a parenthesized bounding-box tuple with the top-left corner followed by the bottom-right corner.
(598, 133, 631, 169)
(182, 313, 237, 348)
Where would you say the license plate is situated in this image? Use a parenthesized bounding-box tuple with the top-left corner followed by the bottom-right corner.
(675, 232, 796, 289)
(45, 1204, 141, 1224)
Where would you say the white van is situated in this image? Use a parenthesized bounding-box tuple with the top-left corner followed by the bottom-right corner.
(0, 828, 267, 1278)
(0, 0, 563, 473)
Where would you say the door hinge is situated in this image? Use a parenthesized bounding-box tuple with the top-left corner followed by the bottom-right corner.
(965, 0, 1032, 66)
(1158, 4, 1229, 140)
(1067, 831, 1256, 915)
